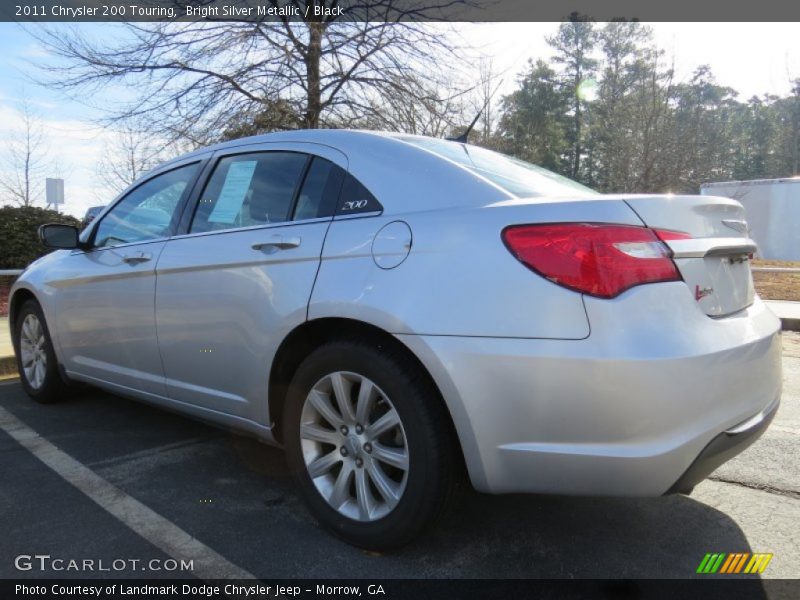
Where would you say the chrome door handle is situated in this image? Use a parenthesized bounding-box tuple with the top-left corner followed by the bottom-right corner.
(252, 236, 301, 251)
(122, 252, 153, 264)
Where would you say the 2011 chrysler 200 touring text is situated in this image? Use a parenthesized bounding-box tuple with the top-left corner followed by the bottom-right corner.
(10, 130, 782, 549)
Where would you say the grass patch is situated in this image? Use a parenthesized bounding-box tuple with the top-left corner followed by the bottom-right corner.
(752, 260, 800, 302)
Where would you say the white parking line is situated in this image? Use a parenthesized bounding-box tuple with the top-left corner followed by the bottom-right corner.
(0, 405, 256, 580)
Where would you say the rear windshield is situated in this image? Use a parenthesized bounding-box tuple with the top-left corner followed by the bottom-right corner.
(396, 136, 598, 198)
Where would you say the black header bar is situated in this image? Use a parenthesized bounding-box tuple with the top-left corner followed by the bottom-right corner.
(3, 0, 800, 23)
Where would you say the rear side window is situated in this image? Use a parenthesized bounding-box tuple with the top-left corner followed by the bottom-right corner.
(191, 152, 308, 233)
(336, 174, 382, 215)
(396, 135, 597, 198)
(292, 159, 382, 219)
(293, 157, 345, 221)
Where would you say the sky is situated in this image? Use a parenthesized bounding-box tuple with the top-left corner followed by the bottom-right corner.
(0, 21, 798, 218)
(463, 23, 800, 100)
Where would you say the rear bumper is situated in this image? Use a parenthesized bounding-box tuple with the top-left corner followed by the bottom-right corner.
(667, 397, 779, 494)
(397, 285, 782, 496)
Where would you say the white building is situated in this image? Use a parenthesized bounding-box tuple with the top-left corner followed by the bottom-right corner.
(700, 177, 800, 261)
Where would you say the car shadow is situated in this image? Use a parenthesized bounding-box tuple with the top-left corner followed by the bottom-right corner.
(426, 488, 762, 580)
(229, 434, 768, 591)
(0, 383, 773, 594)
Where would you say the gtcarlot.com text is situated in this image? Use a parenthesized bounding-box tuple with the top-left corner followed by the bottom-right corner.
(14, 555, 193, 573)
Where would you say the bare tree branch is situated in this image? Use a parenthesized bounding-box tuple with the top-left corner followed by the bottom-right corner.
(30, 2, 475, 144)
(0, 99, 54, 207)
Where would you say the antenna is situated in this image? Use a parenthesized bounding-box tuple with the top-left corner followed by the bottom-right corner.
(448, 79, 504, 144)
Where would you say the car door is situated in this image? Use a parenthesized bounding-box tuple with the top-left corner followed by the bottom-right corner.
(53, 160, 203, 397)
(155, 144, 348, 424)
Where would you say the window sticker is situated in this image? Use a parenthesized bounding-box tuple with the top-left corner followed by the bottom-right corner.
(208, 160, 257, 224)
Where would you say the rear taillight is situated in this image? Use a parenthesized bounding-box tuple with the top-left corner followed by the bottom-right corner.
(652, 229, 692, 242)
(502, 223, 683, 298)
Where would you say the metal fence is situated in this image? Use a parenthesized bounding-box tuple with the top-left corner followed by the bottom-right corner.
(752, 267, 800, 273)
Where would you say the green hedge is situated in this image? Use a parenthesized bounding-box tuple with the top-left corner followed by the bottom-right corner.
(0, 206, 82, 270)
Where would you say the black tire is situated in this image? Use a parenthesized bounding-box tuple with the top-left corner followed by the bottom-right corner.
(283, 338, 458, 551)
(13, 299, 69, 403)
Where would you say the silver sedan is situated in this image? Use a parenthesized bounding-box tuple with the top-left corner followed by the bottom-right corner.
(9, 130, 782, 549)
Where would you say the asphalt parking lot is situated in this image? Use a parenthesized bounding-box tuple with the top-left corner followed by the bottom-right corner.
(0, 333, 798, 586)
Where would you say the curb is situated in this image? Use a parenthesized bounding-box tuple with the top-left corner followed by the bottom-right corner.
(0, 355, 17, 379)
(765, 301, 800, 333)
(781, 318, 800, 332)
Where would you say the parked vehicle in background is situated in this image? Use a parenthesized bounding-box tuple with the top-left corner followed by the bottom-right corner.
(9, 130, 782, 549)
(82, 205, 106, 228)
(701, 177, 800, 261)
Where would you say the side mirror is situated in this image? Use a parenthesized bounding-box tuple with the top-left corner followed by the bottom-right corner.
(38, 223, 80, 249)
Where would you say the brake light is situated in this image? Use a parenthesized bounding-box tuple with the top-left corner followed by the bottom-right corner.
(652, 229, 691, 242)
(502, 223, 683, 298)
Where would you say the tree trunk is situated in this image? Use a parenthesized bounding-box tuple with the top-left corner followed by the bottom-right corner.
(573, 70, 582, 179)
(24, 140, 31, 208)
(574, 99, 581, 179)
(794, 85, 800, 175)
(304, 22, 324, 129)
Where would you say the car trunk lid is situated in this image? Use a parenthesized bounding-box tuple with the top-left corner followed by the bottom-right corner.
(622, 194, 756, 317)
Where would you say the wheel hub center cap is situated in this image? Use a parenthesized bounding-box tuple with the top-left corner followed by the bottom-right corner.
(344, 434, 361, 459)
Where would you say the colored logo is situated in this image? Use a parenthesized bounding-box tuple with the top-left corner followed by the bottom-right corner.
(697, 553, 773, 574)
(695, 284, 714, 301)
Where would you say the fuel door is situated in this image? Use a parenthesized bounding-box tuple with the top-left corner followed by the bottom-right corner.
(371, 220, 412, 269)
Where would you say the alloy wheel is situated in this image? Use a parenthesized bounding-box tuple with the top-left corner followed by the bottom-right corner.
(299, 371, 410, 522)
(20, 313, 47, 390)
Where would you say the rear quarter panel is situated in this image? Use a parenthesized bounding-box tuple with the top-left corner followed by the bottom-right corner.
(310, 198, 642, 339)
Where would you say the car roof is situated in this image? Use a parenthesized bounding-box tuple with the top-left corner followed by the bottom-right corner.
(161, 129, 419, 165)
(155, 130, 513, 215)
